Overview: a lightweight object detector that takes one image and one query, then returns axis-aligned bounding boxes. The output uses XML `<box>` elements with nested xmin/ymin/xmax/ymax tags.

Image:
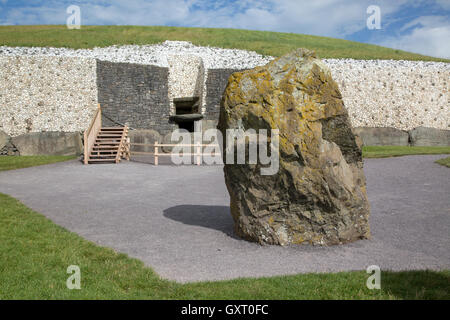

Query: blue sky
<box><xmin>1</xmin><ymin>0</ymin><xmax>449</xmax><ymax>58</ymax></box>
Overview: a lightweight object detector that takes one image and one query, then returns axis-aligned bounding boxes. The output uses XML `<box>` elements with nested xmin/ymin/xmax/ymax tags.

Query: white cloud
<box><xmin>436</xmin><ymin>0</ymin><xmax>450</xmax><ymax>10</ymax></box>
<box><xmin>182</xmin><ymin>0</ymin><xmax>411</xmax><ymax>37</ymax></box>
<box><xmin>378</xmin><ymin>15</ymin><xmax>450</xmax><ymax>59</ymax></box>
<box><xmin>0</xmin><ymin>0</ymin><xmax>410</xmax><ymax>36</ymax></box>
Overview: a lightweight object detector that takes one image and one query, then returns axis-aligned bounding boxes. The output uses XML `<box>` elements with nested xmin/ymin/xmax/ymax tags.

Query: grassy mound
<box><xmin>1</xmin><ymin>25</ymin><xmax>449</xmax><ymax>62</ymax></box>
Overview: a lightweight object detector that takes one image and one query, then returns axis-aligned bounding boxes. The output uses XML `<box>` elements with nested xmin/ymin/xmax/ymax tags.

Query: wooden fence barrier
<box><xmin>130</xmin><ymin>142</ymin><xmax>221</xmax><ymax>166</ymax></box>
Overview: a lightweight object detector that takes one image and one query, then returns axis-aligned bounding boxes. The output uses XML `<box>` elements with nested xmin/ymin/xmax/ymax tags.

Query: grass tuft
<box><xmin>0</xmin><ymin>155</ymin><xmax>77</xmax><ymax>172</ymax></box>
<box><xmin>435</xmin><ymin>156</ymin><xmax>450</xmax><ymax>168</ymax></box>
<box><xmin>362</xmin><ymin>146</ymin><xmax>450</xmax><ymax>158</ymax></box>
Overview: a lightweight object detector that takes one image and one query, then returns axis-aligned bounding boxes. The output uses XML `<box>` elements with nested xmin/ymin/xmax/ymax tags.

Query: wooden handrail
<box><xmin>115</xmin><ymin>125</ymin><xmax>130</xmax><ymax>163</ymax></box>
<box><xmin>130</xmin><ymin>142</ymin><xmax>221</xmax><ymax>166</ymax></box>
<box><xmin>83</xmin><ymin>104</ymin><xmax>102</xmax><ymax>164</ymax></box>
<box><xmin>86</xmin><ymin>104</ymin><xmax>101</xmax><ymax>137</ymax></box>
<box><xmin>130</xmin><ymin>143</ymin><xmax>220</xmax><ymax>147</ymax></box>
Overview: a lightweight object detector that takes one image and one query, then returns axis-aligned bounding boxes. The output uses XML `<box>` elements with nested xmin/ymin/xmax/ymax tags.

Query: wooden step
<box><xmin>90</xmin><ymin>153</ymin><xmax>116</xmax><ymax>156</ymax></box>
<box><xmin>94</xmin><ymin>142</ymin><xmax>120</xmax><ymax>144</ymax></box>
<box><xmin>99</xmin><ymin>132</ymin><xmax>124</xmax><ymax>134</ymax></box>
<box><xmin>88</xmin><ymin>159</ymin><xmax>117</xmax><ymax>163</ymax></box>
<box><xmin>97</xmin><ymin>136</ymin><xmax>122</xmax><ymax>139</ymax></box>
<box><xmin>94</xmin><ymin>144</ymin><xmax>120</xmax><ymax>147</ymax></box>
<box><xmin>89</xmin><ymin>156</ymin><xmax>116</xmax><ymax>160</ymax></box>
<box><xmin>87</xmin><ymin>126</ymin><xmax>128</xmax><ymax>164</ymax></box>
<box><xmin>94</xmin><ymin>146</ymin><xmax>119</xmax><ymax>149</ymax></box>
<box><xmin>92</xmin><ymin>145</ymin><xmax>120</xmax><ymax>149</ymax></box>
<box><xmin>96</xmin><ymin>136</ymin><xmax>122</xmax><ymax>139</ymax></box>
<box><xmin>91</xmin><ymin>151</ymin><xmax>117</xmax><ymax>154</ymax></box>
<box><xmin>98</xmin><ymin>133</ymin><xmax>123</xmax><ymax>136</ymax></box>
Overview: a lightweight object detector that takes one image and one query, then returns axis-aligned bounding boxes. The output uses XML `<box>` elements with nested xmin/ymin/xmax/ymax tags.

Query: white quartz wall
<box><xmin>0</xmin><ymin>42</ymin><xmax>448</xmax><ymax>135</ymax></box>
<box><xmin>326</xmin><ymin>59</ymin><xmax>450</xmax><ymax>131</ymax></box>
<box><xmin>167</xmin><ymin>55</ymin><xmax>205</xmax><ymax>115</ymax></box>
<box><xmin>0</xmin><ymin>55</ymin><xmax>98</xmax><ymax>136</ymax></box>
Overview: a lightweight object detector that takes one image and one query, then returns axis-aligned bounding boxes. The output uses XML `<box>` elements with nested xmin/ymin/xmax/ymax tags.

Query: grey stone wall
<box><xmin>97</xmin><ymin>60</ymin><xmax>177</xmax><ymax>135</ymax></box>
<box><xmin>204</xmin><ymin>68</ymin><xmax>244</xmax><ymax>121</ymax></box>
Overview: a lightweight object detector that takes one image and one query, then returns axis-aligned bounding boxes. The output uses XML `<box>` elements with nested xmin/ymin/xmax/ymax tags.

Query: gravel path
<box><xmin>0</xmin><ymin>155</ymin><xmax>449</xmax><ymax>282</ymax></box>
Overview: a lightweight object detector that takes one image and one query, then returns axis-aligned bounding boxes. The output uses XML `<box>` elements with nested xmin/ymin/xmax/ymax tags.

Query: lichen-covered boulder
<box><xmin>218</xmin><ymin>48</ymin><xmax>371</xmax><ymax>246</ymax></box>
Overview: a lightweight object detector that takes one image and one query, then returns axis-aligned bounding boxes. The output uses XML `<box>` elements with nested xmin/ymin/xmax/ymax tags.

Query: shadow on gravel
<box><xmin>383</xmin><ymin>270</ymin><xmax>450</xmax><ymax>299</ymax></box>
<box><xmin>163</xmin><ymin>205</ymin><xmax>240</xmax><ymax>239</ymax></box>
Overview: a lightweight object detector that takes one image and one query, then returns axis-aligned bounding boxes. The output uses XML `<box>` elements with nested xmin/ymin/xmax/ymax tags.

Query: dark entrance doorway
<box><xmin>170</xmin><ymin>97</ymin><xmax>203</xmax><ymax>132</ymax></box>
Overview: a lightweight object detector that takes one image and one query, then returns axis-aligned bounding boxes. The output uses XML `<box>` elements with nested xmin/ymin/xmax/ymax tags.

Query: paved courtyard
<box><xmin>0</xmin><ymin>155</ymin><xmax>449</xmax><ymax>282</ymax></box>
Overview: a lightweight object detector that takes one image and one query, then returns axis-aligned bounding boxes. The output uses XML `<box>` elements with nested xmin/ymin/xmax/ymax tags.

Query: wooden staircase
<box><xmin>88</xmin><ymin>127</ymin><xmax>130</xmax><ymax>164</ymax></box>
<box><xmin>83</xmin><ymin>104</ymin><xmax>130</xmax><ymax>164</ymax></box>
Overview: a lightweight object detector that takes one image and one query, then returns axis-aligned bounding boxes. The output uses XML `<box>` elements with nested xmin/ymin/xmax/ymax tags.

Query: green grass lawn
<box><xmin>1</xmin><ymin>25</ymin><xmax>449</xmax><ymax>62</ymax></box>
<box><xmin>435</xmin><ymin>156</ymin><xmax>450</xmax><ymax>168</ymax></box>
<box><xmin>362</xmin><ymin>146</ymin><xmax>450</xmax><ymax>159</ymax></box>
<box><xmin>0</xmin><ymin>155</ymin><xmax>77</xmax><ymax>172</ymax></box>
<box><xmin>0</xmin><ymin>192</ymin><xmax>448</xmax><ymax>300</ymax></box>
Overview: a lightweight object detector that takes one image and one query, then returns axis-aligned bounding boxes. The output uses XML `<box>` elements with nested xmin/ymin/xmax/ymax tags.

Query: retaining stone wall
<box><xmin>0</xmin><ymin>54</ymin><xmax>448</xmax><ymax>140</ymax></box>
<box><xmin>204</xmin><ymin>68</ymin><xmax>243</xmax><ymax>121</ymax></box>
<box><xmin>327</xmin><ymin>60</ymin><xmax>449</xmax><ymax>131</ymax></box>
<box><xmin>0</xmin><ymin>56</ymin><xmax>97</xmax><ymax>137</ymax></box>
<box><xmin>202</xmin><ymin>64</ymin><xmax>450</xmax><ymax>132</ymax></box>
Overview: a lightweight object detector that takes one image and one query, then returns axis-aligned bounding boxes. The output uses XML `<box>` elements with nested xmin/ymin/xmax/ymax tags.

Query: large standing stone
<box><xmin>12</xmin><ymin>132</ymin><xmax>83</xmax><ymax>156</ymax></box>
<box><xmin>218</xmin><ymin>49</ymin><xmax>371</xmax><ymax>246</ymax></box>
